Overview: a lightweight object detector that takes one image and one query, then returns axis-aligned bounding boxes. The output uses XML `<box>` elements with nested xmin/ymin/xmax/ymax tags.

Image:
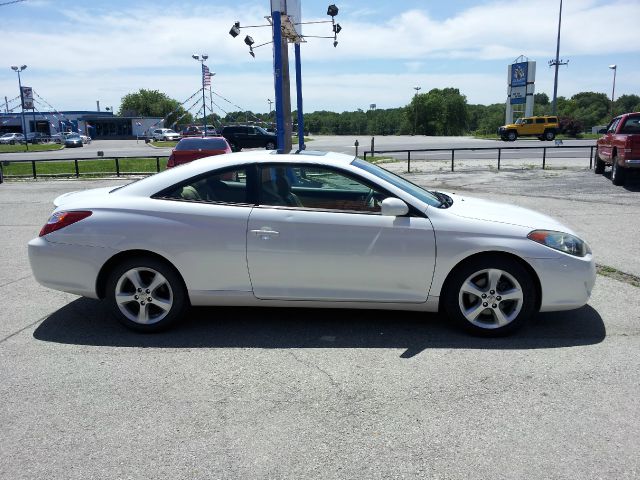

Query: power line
<box><xmin>0</xmin><ymin>0</ymin><xmax>27</xmax><ymax>7</ymax></box>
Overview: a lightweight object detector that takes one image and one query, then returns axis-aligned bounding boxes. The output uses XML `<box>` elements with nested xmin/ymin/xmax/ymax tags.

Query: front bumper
<box><xmin>527</xmin><ymin>253</ymin><xmax>596</xmax><ymax>312</ymax></box>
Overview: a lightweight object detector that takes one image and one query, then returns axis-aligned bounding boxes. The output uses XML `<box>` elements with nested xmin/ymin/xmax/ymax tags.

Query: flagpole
<box><xmin>201</xmin><ymin>64</ymin><xmax>207</xmax><ymax>136</ymax></box>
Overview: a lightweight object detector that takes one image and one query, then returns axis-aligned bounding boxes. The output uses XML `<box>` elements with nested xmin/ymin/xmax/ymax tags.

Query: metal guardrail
<box><xmin>2</xmin><ymin>155</ymin><xmax>168</xmax><ymax>179</ymax></box>
<box><xmin>363</xmin><ymin>144</ymin><xmax>596</xmax><ymax>173</ymax></box>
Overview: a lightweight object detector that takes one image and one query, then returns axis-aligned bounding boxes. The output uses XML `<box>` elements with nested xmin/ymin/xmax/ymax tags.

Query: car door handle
<box><xmin>251</xmin><ymin>228</ymin><xmax>280</xmax><ymax>239</ymax></box>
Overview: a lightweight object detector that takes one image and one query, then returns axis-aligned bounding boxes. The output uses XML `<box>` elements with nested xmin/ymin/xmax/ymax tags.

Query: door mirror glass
<box><xmin>380</xmin><ymin>197</ymin><xmax>409</xmax><ymax>216</ymax></box>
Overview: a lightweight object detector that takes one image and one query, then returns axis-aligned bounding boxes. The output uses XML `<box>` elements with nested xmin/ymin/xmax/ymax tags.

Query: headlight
<box><xmin>528</xmin><ymin>230</ymin><xmax>591</xmax><ymax>257</ymax></box>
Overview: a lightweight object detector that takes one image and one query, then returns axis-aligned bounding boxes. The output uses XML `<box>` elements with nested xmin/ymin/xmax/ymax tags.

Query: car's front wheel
<box><xmin>106</xmin><ymin>256</ymin><xmax>188</xmax><ymax>332</ymax></box>
<box><xmin>544</xmin><ymin>130</ymin><xmax>556</xmax><ymax>141</ymax></box>
<box><xmin>444</xmin><ymin>255</ymin><xmax>537</xmax><ymax>336</ymax></box>
<box><xmin>507</xmin><ymin>131</ymin><xmax>517</xmax><ymax>141</ymax></box>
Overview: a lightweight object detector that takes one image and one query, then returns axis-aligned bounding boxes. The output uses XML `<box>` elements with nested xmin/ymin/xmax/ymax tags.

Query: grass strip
<box><xmin>0</xmin><ymin>144</ymin><xmax>64</xmax><ymax>153</ymax></box>
<box><xmin>596</xmin><ymin>264</ymin><xmax>640</xmax><ymax>288</ymax></box>
<box><xmin>3</xmin><ymin>157</ymin><xmax>168</xmax><ymax>177</ymax></box>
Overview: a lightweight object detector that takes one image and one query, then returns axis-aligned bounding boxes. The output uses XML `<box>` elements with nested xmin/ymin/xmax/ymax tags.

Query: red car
<box><xmin>167</xmin><ymin>137</ymin><xmax>232</xmax><ymax>169</ymax></box>
<box><xmin>595</xmin><ymin>112</ymin><xmax>640</xmax><ymax>185</ymax></box>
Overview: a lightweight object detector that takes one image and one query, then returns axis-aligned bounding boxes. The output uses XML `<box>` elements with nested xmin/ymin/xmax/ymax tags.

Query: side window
<box><xmin>258</xmin><ymin>165</ymin><xmax>389</xmax><ymax>213</ymax></box>
<box><xmin>608</xmin><ymin>118</ymin><xmax>620</xmax><ymax>133</ymax></box>
<box><xmin>535</xmin><ymin>118</ymin><xmax>545</xmax><ymax>124</ymax></box>
<box><xmin>548</xmin><ymin>117</ymin><xmax>558</xmax><ymax>123</ymax></box>
<box><xmin>620</xmin><ymin>117</ymin><xmax>640</xmax><ymax>134</ymax></box>
<box><xmin>160</xmin><ymin>167</ymin><xmax>248</xmax><ymax>204</ymax></box>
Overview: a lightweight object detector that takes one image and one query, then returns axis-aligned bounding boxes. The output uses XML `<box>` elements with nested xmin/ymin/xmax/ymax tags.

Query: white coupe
<box><xmin>28</xmin><ymin>151</ymin><xmax>595</xmax><ymax>336</ymax></box>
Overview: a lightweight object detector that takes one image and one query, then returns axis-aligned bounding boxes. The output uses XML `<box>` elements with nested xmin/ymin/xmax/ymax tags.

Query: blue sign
<box><xmin>511</xmin><ymin>62</ymin><xmax>528</xmax><ymax>87</ymax></box>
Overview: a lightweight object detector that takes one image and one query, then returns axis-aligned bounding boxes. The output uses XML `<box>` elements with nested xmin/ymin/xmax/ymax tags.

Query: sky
<box><xmin>1</xmin><ymin>0</ymin><xmax>639</xmax><ymax>116</ymax></box>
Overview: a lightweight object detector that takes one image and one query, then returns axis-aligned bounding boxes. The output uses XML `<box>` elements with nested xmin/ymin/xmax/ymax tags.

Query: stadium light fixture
<box><xmin>229</xmin><ymin>21</ymin><xmax>241</xmax><ymax>38</ymax></box>
<box><xmin>327</xmin><ymin>4</ymin><xmax>339</xmax><ymax>17</ymax></box>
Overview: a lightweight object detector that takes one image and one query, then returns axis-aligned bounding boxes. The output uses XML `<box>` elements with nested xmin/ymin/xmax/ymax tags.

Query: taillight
<box><xmin>39</xmin><ymin>211</ymin><xmax>92</xmax><ymax>237</ymax></box>
<box><xmin>167</xmin><ymin>152</ymin><xmax>175</xmax><ymax>168</ymax></box>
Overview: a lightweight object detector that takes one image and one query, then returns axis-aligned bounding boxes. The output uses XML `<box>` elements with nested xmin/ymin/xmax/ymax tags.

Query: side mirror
<box><xmin>598</xmin><ymin>128</ymin><xmax>607</xmax><ymax>134</ymax></box>
<box><xmin>380</xmin><ymin>197</ymin><xmax>409</xmax><ymax>216</ymax></box>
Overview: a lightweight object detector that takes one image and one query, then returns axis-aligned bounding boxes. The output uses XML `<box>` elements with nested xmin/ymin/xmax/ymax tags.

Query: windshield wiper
<box><xmin>430</xmin><ymin>191</ymin><xmax>453</xmax><ymax>208</ymax></box>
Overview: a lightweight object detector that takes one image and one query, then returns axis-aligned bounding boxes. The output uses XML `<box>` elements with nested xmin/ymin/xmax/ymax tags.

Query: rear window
<box><xmin>620</xmin><ymin>116</ymin><xmax>640</xmax><ymax>134</ymax></box>
<box><xmin>175</xmin><ymin>138</ymin><xmax>228</xmax><ymax>151</ymax></box>
<box><xmin>547</xmin><ymin>117</ymin><xmax>558</xmax><ymax>123</ymax></box>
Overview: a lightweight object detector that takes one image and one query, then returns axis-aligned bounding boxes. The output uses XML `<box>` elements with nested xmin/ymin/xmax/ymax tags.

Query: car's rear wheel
<box><xmin>444</xmin><ymin>255</ymin><xmax>537</xmax><ymax>336</ymax></box>
<box><xmin>106</xmin><ymin>256</ymin><xmax>188</xmax><ymax>332</ymax></box>
<box><xmin>594</xmin><ymin>149</ymin><xmax>605</xmax><ymax>174</ymax></box>
<box><xmin>611</xmin><ymin>155</ymin><xmax>626</xmax><ymax>186</ymax></box>
<box><xmin>265</xmin><ymin>141</ymin><xmax>276</xmax><ymax>150</ymax></box>
<box><xmin>9</xmin><ymin>140</ymin><xmax>15</xmax><ymax>145</ymax></box>
<box><xmin>507</xmin><ymin>131</ymin><xmax>517</xmax><ymax>141</ymax></box>
<box><xmin>544</xmin><ymin>130</ymin><xmax>556</xmax><ymax>141</ymax></box>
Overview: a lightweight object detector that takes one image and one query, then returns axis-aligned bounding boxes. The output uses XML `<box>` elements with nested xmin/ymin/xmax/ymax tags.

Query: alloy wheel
<box><xmin>114</xmin><ymin>267</ymin><xmax>174</xmax><ymax>325</ymax></box>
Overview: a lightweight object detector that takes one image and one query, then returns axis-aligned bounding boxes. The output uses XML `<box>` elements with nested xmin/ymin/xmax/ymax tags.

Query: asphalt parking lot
<box><xmin>1</xmin><ymin>165</ymin><xmax>639</xmax><ymax>479</ymax></box>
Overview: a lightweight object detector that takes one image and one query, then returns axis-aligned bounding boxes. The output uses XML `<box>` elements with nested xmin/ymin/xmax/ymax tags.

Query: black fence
<box><xmin>363</xmin><ymin>144</ymin><xmax>597</xmax><ymax>173</ymax></box>
<box><xmin>1</xmin><ymin>155</ymin><xmax>168</xmax><ymax>180</ymax></box>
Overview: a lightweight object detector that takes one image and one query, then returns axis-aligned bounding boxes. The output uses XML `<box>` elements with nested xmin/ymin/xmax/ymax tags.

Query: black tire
<box><xmin>500</xmin><ymin>135</ymin><xmax>508</xmax><ymax>141</ymax></box>
<box><xmin>544</xmin><ymin>130</ymin><xmax>556</xmax><ymax>141</ymax></box>
<box><xmin>443</xmin><ymin>255</ymin><xmax>537</xmax><ymax>336</ymax></box>
<box><xmin>611</xmin><ymin>155</ymin><xmax>626</xmax><ymax>186</ymax></box>
<box><xmin>9</xmin><ymin>140</ymin><xmax>15</xmax><ymax>145</ymax></box>
<box><xmin>106</xmin><ymin>256</ymin><xmax>189</xmax><ymax>332</ymax></box>
<box><xmin>265</xmin><ymin>141</ymin><xmax>276</xmax><ymax>150</ymax></box>
<box><xmin>229</xmin><ymin>141</ymin><xmax>240</xmax><ymax>152</ymax></box>
<box><xmin>507</xmin><ymin>131</ymin><xmax>517</xmax><ymax>141</ymax></box>
<box><xmin>594</xmin><ymin>150</ymin><xmax>605</xmax><ymax>174</ymax></box>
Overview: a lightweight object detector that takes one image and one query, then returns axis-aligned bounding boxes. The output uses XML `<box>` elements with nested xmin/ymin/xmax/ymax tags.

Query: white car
<box><xmin>80</xmin><ymin>134</ymin><xmax>92</xmax><ymax>144</ymax></box>
<box><xmin>28</xmin><ymin>151</ymin><xmax>596</xmax><ymax>335</ymax></box>
<box><xmin>0</xmin><ymin>132</ymin><xmax>25</xmax><ymax>144</ymax></box>
<box><xmin>151</xmin><ymin>128</ymin><xmax>180</xmax><ymax>141</ymax></box>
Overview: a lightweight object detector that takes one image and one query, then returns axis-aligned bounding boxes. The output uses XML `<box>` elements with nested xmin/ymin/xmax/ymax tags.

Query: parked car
<box><xmin>181</xmin><ymin>126</ymin><xmax>204</xmax><ymax>137</ymax></box>
<box><xmin>63</xmin><ymin>133</ymin><xmax>83</xmax><ymax>148</ymax></box>
<box><xmin>221</xmin><ymin>125</ymin><xmax>277</xmax><ymax>151</ymax></box>
<box><xmin>497</xmin><ymin>116</ymin><xmax>559</xmax><ymax>141</ymax></box>
<box><xmin>80</xmin><ymin>134</ymin><xmax>92</xmax><ymax>145</ymax></box>
<box><xmin>595</xmin><ymin>112</ymin><xmax>640</xmax><ymax>185</ymax></box>
<box><xmin>0</xmin><ymin>133</ymin><xmax>25</xmax><ymax>145</ymax></box>
<box><xmin>28</xmin><ymin>151</ymin><xmax>595</xmax><ymax>336</ymax></box>
<box><xmin>167</xmin><ymin>137</ymin><xmax>232</xmax><ymax>168</ymax></box>
<box><xmin>26</xmin><ymin>132</ymin><xmax>49</xmax><ymax>144</ymax></box>
<box><xmin>151</xmin><ymin>128</ymin><xmax>181</xmax><ymax>142</ymax></box>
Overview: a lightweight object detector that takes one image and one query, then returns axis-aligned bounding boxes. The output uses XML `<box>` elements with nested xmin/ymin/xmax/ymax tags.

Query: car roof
<box><xmin>118</xmin><ymin>150</ymin><xmax>356</xmax><ymax>197</ymax></box>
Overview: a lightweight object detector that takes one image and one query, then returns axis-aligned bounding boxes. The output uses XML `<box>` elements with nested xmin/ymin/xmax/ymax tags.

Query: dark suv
<box><xmin>221</xmin><ymin>125</ymin><xmax>277</xmax><ymax>151</ymax></box>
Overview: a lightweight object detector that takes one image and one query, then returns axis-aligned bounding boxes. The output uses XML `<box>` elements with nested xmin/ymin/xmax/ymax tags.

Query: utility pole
<box><xmin>413</xmin><ymin>86</ymin><xmax>421</xmax><ymax>135</ymax></box>
<box><xmin>10</xmin><ymin>65</ymin><xmax>29</xmax><ymax>151</ymax></box>
<box><xmin>549</xmin><ymin>0</ymin><xmax>568</xmax><ymax>115</ymax></box>
<box><xmin>609</xmin><ymin>64</ymin><xmax>617</xmax><ymax>117</ymax></box>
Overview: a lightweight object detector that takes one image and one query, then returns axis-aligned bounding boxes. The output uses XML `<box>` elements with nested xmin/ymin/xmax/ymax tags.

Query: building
<box><xmin>0</xmin><ymin>111</ymin><xmax>163</xmax><ymax>139</ymax></box>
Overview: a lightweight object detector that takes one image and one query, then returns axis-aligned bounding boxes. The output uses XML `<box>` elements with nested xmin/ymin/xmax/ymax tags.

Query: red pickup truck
<box><xmin>595</xmin><ymin>112</ymin><xmax>640</xmax><ymax>185</ymax></box>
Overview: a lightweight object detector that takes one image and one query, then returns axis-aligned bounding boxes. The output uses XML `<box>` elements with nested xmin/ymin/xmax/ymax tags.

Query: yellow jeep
<box><xmin>497</xmin><ymin>116</ymin><xmax>559</xmax><ymax>141</ymax></box>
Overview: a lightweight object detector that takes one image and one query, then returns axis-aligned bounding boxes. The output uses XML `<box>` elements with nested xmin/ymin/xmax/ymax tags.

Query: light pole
<box><xmin>413</xmin><ymin>86</ymin><xmax>421</xmax><ymax>135</ymax></box>
<box><xmin>609</xmin><ymin>64</ymin><xmax>617</xmax><ymax>117</ymax></box>
<box><xmin>10</xmin><ymin>65</ymin><xmax>28</xmax><ymax>151</ymax></box>
<box><xmin>267</xmin><ymin>98</ymin><xmax>273</xmax><ymax>126</ymax></box>
<box><xmin>192</xmin><ymin>54</ymin><xmax>209</xmax><ymax>136</ymax></box>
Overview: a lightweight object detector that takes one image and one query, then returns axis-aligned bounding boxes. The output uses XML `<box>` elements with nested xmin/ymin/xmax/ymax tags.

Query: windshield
<box><xmin>255</xmin><ymin>126</ymin><xmax>270</xmax><ymax>135</ymax></box>
<box><xmin>515</xmin><ymin>118</ymin><xmax>523</xmax><ymax>124</ymax></box>
<box><xmin>351</xmin><ymin>159</ymin><xmax>442</xmax><ymax>207</ymax></box>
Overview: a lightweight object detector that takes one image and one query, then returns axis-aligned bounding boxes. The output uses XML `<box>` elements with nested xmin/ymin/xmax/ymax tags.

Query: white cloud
<box><xmin>1</xmin><ymin>0</ymin><xmax>638</xmax><ymax>112</ymax></box>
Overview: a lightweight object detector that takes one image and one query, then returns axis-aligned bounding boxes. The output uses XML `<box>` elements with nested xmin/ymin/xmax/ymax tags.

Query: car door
<box><xmin>246</xmin><ymin>164</ymin><xmax>436</xmax><ymax>303</ymax></box>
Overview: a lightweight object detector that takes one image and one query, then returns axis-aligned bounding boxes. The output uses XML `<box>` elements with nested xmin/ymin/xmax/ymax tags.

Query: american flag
<box><xmin>203</xmin><ymin>64</ymin><xmax>211</xmax><ymax>86</ymax></box>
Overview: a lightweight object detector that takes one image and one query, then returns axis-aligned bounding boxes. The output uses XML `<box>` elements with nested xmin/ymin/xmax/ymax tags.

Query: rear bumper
<box><xmin>28</xmin><ymin>237</ymin><xmax>116</xmax><ymax>299</ymax></box>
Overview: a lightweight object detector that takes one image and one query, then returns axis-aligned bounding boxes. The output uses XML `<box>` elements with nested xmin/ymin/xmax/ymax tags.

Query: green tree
<box><xmin>614</xmin><ymin>94</ymin><xmax>640</xmax><ymax>116</ymax></box>
<box><xmin>119</xmin><ymin>89</ymin><xmax>189</xmax><ymax>127</ymax></box>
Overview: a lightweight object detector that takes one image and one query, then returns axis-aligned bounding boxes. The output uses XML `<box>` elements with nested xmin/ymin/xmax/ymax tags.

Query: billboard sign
<box><xmin>21</xmin><ymin>86</ymin><xmax>34</xmax><ymax>109</ymax></box>
<box><xmin>511</xmin><ymin>62</ymin><xmax>528</xmax><ymax>87</ymax></box>
<box><xmin>510</xmin><ymin>86</ymin><xmax>527</xmax><ymax>105</ymax></box>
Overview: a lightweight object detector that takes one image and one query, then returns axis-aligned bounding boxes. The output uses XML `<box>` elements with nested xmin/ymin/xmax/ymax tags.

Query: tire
<box><xmin>611</xmin><ymin>155</ymin><xmax>626</xmax><ymax>186</ymax></box>
<box><xmin>594</xmin><ymin>150</ymin><xmax>605</xmax><ymax>174</ymax></box>
<box><xmin>443</xmin><ymin>255</ymin><xmax>537</xmax><ymax>336</ymax></box>
<box><xmin>265</xmin><ymin>141</ymin><xmax>276</xmax><ymax>150</ymax></box>
<box><xmin>500</xmin><ymin>136</ymin><xmax>508</xmax><ymax>142</ymax></box>
<box><xmin>507</xmin><ymin>131</ymin><xmax>517</xmax><ymax>141</ymax></box>
<box><xmin>544</xmin><ymin>130</ymin><xmax>556</xmax><ymax>141</ymax></box>
<box><xmin>9</xmin><ymin>140</ymin><xmax>15</xmax><ymax>145</ymax></box>
<box><xmin>106</xmin><ymin>256</ymin><xmax>188</xmax><ymax>332</ymax></box>
<box><xmin>229</xmin><ymin>141</ymin><xmax>240</xmax><ymax>152</ymax></box>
